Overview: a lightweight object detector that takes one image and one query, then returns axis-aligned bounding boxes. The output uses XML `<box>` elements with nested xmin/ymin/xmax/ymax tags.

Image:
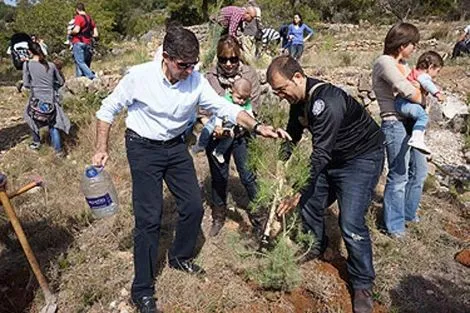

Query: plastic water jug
<box><xmin>81</xmin><ymin>166</ymin><xmax>119</xmax><ymax>218</ymax></box>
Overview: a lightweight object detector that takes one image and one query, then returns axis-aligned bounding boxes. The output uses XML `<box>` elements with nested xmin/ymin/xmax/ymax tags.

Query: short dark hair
<box><xmin>76</xmin><ymin>2</ymin><xmax>85</xmax><ymax>11</ymax></box>
<box><xmin>383</xmin><ymin>22</ymin><xmax>420</xmax><ymax>56</ymax></box>
<box><xmin>416</xmin><ymin>51</ymin><xmax>444</xmax><ymax>70</ymax></box>
<box><xmin>267</xmin><ymin>55</ymin><xmax>304</xmax><ymax>84</ymax></box>
<box><xmin>163</xmin><ymin>26</ymin><xmax>199</xmax><ymax>60</ymax></box>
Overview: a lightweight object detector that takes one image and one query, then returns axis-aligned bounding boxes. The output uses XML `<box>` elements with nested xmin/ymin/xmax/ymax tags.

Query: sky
<box><xmin>4</xmin><ymin>0</ymin><xmax>17</xmax><ymax>6</ymax></box>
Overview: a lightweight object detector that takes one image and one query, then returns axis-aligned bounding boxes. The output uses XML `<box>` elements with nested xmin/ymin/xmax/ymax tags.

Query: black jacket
<box><xmin>282</xmin><ymin>77</ymin><xmax>384</xmax><ymax>189</ymax></box>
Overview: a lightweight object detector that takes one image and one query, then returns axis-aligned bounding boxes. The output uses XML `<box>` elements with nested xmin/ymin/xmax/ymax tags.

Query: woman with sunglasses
<box><xmin>372</xmin><ymin>23</ymin><xmax>426</xmax><ymax>239</ymax></box>
<box><xmin>204</xmin><ymin>35</ymin><xmax>264</xmax><ymax>237</ymax></box>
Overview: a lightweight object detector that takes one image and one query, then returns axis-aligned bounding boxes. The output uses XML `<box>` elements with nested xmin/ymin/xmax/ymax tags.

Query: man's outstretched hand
<box><xmin>256</xmin><ymin>124</ymin><xmax>292</xmax><ymax>141</ymax></box>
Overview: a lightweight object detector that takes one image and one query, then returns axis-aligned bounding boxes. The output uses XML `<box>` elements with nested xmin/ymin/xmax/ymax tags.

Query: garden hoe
<box><xmin>0</xmin><ymin>173</ymin><xmax>58</xmax><ymax>313</ymax></box>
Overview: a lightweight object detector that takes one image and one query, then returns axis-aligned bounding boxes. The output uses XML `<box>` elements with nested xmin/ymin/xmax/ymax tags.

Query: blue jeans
<box><xmin>206</xmin><ymin>135</ymin><xmax>257</xmax><ymax>207</ymax></box>
<box><xmin>32</xmin><ymin>127</ymin><xmax>62</xmax><ymax>152</ymax></box>
<box><xmin>72</xmin><ymin>42</ymin><xmax>95</xmax><ymax>79</ymax></box>
<box><xmin>126</xmin><ymin>132</ymin><xmax>203</xmax><ymax>301</ymax></box>
<box><xmin>299</xmin><ymin>147</ymin><xmax>384</xmax><ymax>290</ymax></box>
<box><xmin>382</xmin><ymin>120</ymin><xmax>428</xmax><ymax>234</ymax></box>
<box><xmin>289</xmin><ymin>44</ymin><xmax>304</xmax><ymax>60</ymax></box>
<box><xmin>395</xmin><ymin>97</ymin><xmax>428</xmax><ymax>131</ymax></box>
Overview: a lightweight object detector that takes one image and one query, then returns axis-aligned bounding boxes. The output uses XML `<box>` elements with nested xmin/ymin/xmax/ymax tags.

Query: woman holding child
<box><xmin>372</xmin><ymin>23</ymin><xmax>428</xmax><ymax>238</ymax></box>
<box><xmin>201</xmin><ymin>35</ymin><xmax>265</xmax><ymax>237</ymax></box>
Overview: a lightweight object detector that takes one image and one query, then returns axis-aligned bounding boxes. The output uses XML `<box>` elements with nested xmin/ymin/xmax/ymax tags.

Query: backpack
<box><xmin>77</xmin><ymin>14</ymin><xmax>94</xmax><ymax>42</ymax></box>
<box><xmin>9</xmin><ymin>32</ymin><xmax>32</xmax><ymax>70</ymax></box>
<box><xmin>11</xmin><ymin>47</ymin><xmax>29</xmax><ymax>70</ymax></box>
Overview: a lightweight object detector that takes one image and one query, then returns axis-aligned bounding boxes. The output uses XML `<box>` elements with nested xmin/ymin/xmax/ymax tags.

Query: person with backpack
<box><xmin>23</xmin><ymin>42</ymin><xmax>70</xmax><ymax>157</ymax></box>
<box><xmin>70</xmin><ymin>2</ymin><xmax>98</xmax><ymax>80</ymax></box>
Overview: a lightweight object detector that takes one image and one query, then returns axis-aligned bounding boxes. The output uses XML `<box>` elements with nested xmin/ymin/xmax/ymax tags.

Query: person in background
<box><xmin>216</xmin><ymin>5</ymin><xmax>257</xmax><ymax>38</ymax></box>
<box><xmin>30</xmin><ymin>34</ymin><xmax>48</xmax><ymax>56</ymax></box>
<box><xmin>279</xmin><ymin>24</ymin><xmax>291</xmax><ymax>54</ymax></box>
<box><xmin>372</xmin><ymin>23</ymin><xmax>426</xmax><ymax>238</ymax></box>
<box><xmin>70</xmin><ymin>2</ymin><xmax>98</xmax><ymax>80</ymax></box>
<box><xmin>92</xmin><ymin>26</ymin><xmax>289</xmax><ymax>313</ymax></box>
<box><xmin>287</xmin><ymin>13</ymin><xmax>313</xmax><ymax>61</ymax></box>
<box><xmin>64</xmin><ymin>18</ymin><xmax>76</xmax><ymax>48</ymax></box>
<box><xmin>23</xmin><ymin>42</ymin><xmax>70</xmax><ymax>157</ymax></box>
<box><xmin>451</xmin><ymin>24</ymin><xmax>470</xmax><ymax>58</ymax></box>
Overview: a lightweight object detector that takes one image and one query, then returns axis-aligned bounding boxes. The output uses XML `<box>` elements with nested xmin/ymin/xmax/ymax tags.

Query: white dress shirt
<box><xmin>96</xmin><ymin>57</ymin><xmax>242</xmax><ymax>141</ymax></box>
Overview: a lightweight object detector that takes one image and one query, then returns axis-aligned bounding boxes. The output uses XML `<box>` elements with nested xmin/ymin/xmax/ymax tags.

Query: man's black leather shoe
<box><xmin>169</xmin><ymin>259</ymin><xmax>206</xmax><ymax>275</ymax></box>
<box><xmin>133</xmin><ymin>296</ymin><xmax>157</xmax><ymax>313</ymax></box>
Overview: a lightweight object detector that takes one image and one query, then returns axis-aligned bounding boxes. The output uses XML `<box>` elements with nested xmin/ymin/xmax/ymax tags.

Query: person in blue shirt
<box><xmin>92</xmin><ymin>26</ymin><xmax>291</xmax><ymax>313</ymax></box>
<box><xmin>287</xmin><ymin>13</ymin><xmax>313</xmax><ymax>61</ymax></box>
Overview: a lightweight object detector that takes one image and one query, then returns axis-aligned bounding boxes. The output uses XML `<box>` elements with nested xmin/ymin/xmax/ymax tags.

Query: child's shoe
<box><xmin>408</xmin><ymin>130</ymin><xmax>431</xmax><ymax>155</ymax></box>
<box><xmin>212</xmin><ymin>150</ymin><xmax>225</xmax><ymax>163</ymax></box>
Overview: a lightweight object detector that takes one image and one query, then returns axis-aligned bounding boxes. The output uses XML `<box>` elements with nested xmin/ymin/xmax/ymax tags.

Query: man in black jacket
<box><xmin>267</xmin><ymin>56</ymin><xmax>384</xmax><ymax>313</ymax></box>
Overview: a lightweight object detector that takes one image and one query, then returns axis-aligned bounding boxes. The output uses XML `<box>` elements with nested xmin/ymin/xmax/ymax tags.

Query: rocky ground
<box><xmin>0</xmin><ymin>21</ymin><xmax>469</xmax><ymax>313</ymax></box>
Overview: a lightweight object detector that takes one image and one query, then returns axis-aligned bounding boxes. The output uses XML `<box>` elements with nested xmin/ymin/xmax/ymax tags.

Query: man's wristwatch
<box><xmin>253</xmin><ymin>121</ymin><xmax>262</xmax><ymax>134</ymax></box>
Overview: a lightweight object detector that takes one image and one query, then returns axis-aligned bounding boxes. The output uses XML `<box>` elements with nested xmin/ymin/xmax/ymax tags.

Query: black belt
<box><xmin>125</xmin><ymin>129</ymin><xmax>184</xmax><ymax>146</ymax></box>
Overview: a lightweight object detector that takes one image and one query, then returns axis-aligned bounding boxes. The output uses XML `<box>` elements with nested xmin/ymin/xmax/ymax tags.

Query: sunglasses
<box><xmin>175</xmin><ymin>60</ymin><xmax>199</xmax><ymax>70</ymax></box>
<box><xmin>218</xmin><ymin>56</ymin><xmax>240</xmax><ymax>64</ymax></box>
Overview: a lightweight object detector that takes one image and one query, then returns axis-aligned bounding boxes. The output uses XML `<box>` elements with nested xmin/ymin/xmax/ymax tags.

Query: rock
<box><xmin>109</xmin><ymin>301</ymin><xmax>117</xmax><ymax>309</ymax></box>
<box><xmin>117</xmin><ymin>301</ymin><xmax>132</xmax><ymax>313</ymax></box>
<box><xmin>427</xmin><ymin>97</ymin><xmax>444</xmax><ymax>127</ymax></box>
<box><xmin>120</xmin><ymin>288</ymin><xmax>129</xmax><ymax>297</ymax></box>
<box><xmin>441</xmin><ymin>94</ymin><xmax>468</xmax><ymax>120</ymax></box>
<box><xmin>357</xmin><ymin>90</ymin><xmax>368</xmax><ymax>99</ymax></box>
<box><xmin>65</xmin><ymin>77</ymin><xmax>93</xmax><ymax>95</ymax></box>
<box><xmin>428</xmin><ymin>162</ymin><xmax>437</xmax><ymax>176</ymax></box>
<box><xmin>464</xmin><ymin>151</ymin><xmax>470</xmax><ymax>164</ymax></box>
<box><xmin>450</xmin><ymin>115</ymin><xmax>466</xmax><ymax>133</ymax></box>
<box><xmin>111</xmin><ymin>47</ymin><xmax>127</xmax><ymax>56</ymax></box>
<box><xmin>140</xmin><ymin>30</ymin><xmax>160</xmax><ymax>43</ymax></box>
<box><xmin>358</xmin><ymin>75</ymin><xmax>372</xmax><ymax>92</ymax></box>
<box><xmin>366</xmin><ymin>100</ymin><xmax>380</xmax><ymax>120</ymax></box>
<box><xmin>455</xmin><ymin>249</ymin><xmax>470</xmax><ymax>267</ymax></box>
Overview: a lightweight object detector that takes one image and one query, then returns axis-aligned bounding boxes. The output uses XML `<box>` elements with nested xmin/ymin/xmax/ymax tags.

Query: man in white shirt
<box><xmin>92</xmin><ymin>26</ymin><xmax>289</xmax><ymax>313</ymax></box>
<box><xmin>451</xmin><ymin>24</ymin><xmax>470</xmax><ymax>58</ymax></box>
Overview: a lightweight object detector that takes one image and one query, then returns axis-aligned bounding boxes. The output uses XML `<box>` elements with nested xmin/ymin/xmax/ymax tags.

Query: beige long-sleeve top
<box><xmin>372</xmin><ymin>55</ymin><xmax>420</xmax><ymax>116</ymax></box>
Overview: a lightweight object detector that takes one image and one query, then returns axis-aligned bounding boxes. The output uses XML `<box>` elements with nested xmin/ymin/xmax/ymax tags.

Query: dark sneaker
<box><xmin>209</xmin><ymin>220</ymin><xmax>224</xmax><ymax>237</ymax></box>
<box><xmin>169</xmin><ymin>259</ymin><xmax>206</xmax><ymax>275</ymax></box>
<box><xmin>133</xmin><ymin>296</ymin><xmax>157</xmax><ymax>313</ymax></box>
<box><xmin>353</xmin><ymin>288</ymin><xmax>373</xmax><ymax>313</ymax></box>
<box><xmin>29</xmin><ymin>142</ymin><xmax>41</xmax><ymax>150</ymax></box>
<box><xmin>16</xmin><ymin>80</ymin><xmax>23</xmax><ymax>93</ymax></box>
